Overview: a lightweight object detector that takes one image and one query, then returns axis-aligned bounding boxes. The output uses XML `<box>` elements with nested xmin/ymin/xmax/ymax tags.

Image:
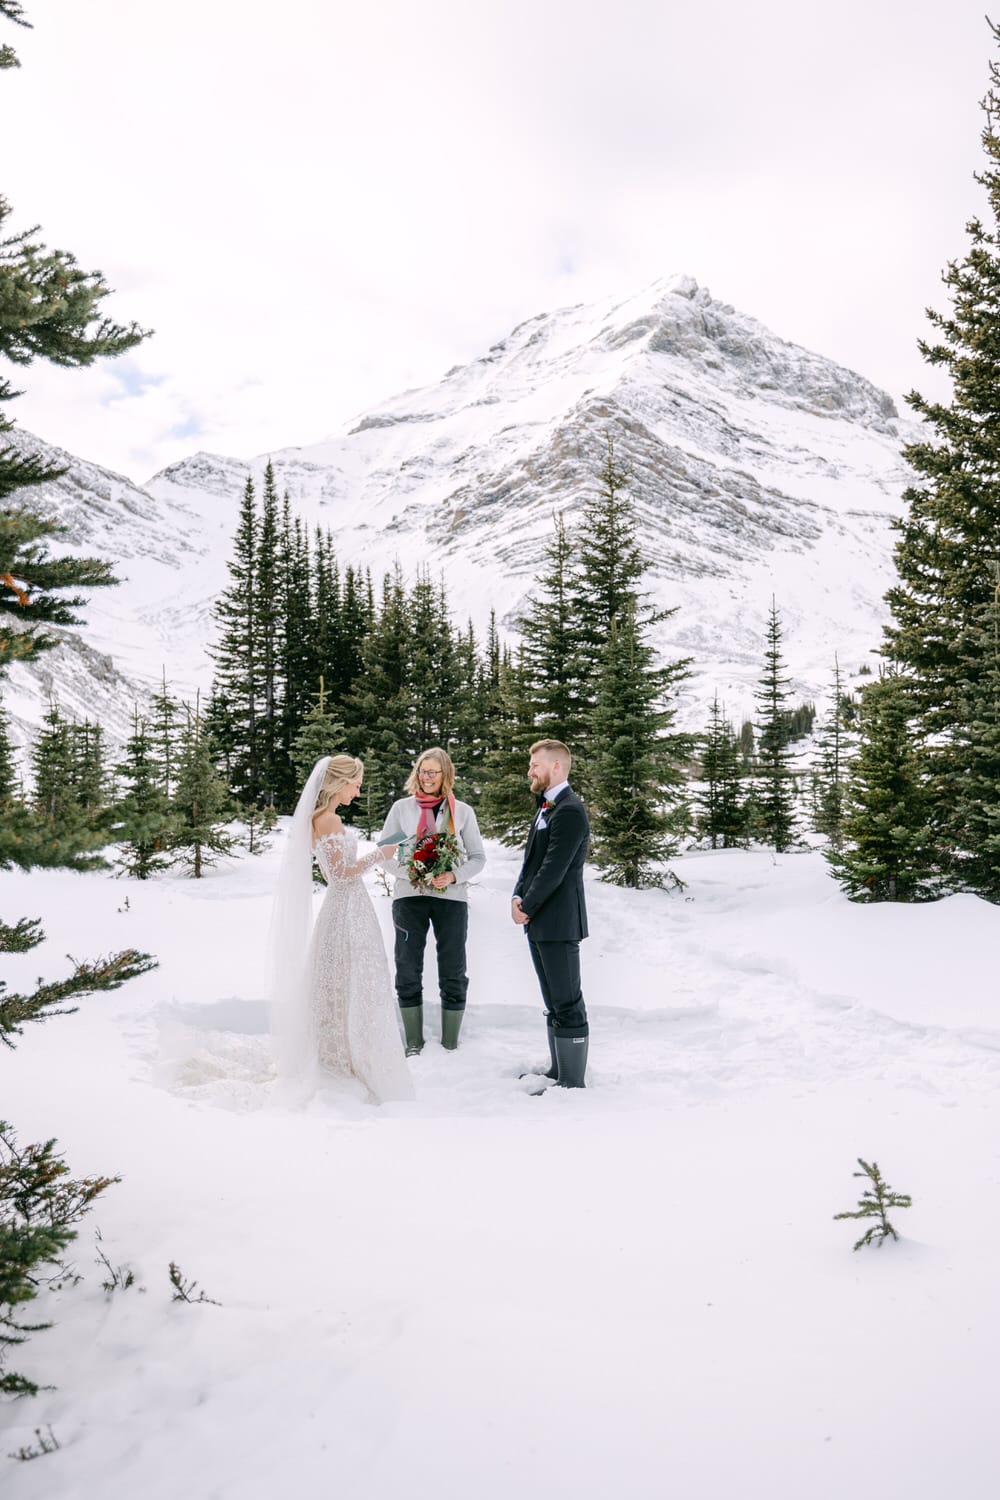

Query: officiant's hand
<box><xmin>511</xmin><ymin>897</ymin><xmax>530</xmax><ymax>925</ymax></box>
<box><xmin>431</xmin><ymin>871</ymin><xmax>457</xmax><ymax>889</ymax></box>
<box><xmin>380</xmin><ymin>844</ymin><xmax>399</xmax><ymax>861</ymax></box>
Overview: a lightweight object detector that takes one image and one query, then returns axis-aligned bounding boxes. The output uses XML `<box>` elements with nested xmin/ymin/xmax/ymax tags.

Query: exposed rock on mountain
<box><xmin>3</xmin><ymin>275</ymin><xmax>915</xmax><ymax>746</ymax></box>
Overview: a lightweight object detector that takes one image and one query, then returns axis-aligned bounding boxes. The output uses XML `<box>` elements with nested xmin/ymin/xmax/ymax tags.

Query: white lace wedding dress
<box><xmin>309</xmin><ymin>829</ymin><xmax>414</xmax><ymax>1103</ymax></box>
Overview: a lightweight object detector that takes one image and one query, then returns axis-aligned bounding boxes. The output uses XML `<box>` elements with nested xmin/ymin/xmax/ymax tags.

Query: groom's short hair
<box><xmin>530</xmin><ymin>738</ymin><xmax>571</xmax><ymax>770</ymax></box>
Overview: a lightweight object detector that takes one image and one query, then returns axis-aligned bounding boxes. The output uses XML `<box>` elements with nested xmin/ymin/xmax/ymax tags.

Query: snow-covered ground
<box><xmin>2</xmin><ymin>836</ymin><xmax>999</xmax><ymax>1498</ymax></box>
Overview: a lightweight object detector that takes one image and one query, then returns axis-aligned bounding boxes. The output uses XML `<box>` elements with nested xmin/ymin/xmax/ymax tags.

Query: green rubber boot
<box><xmin>552</xmin><ymin>1031</ymin><xmax>588</xmax><ymax>1088</ymax></box>
<box><xmin>441</xmin><ymin>1008</ymin><xmax>465</xmax><ymax>1051</ymax></box>
<box><xmin>402</xmin><ymin>1005</ymin><xmax>424</xmax><ymax>1056</ymax></box>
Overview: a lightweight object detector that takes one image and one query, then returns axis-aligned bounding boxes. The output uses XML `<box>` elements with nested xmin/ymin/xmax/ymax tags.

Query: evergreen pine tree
<box><xmin>448</xmin><ymin>618</ymin><xmax>487</xmax><ymax>794</ymax></box>
<box><xmin>208</xmin><ymin>475</ymin><xmax>260</xmax><ymax>802</ymax></box>
<box><xmin>566</xmin><ymin>437</ymin><xmax>650</xmax><ymax>794</ymax></box>
<box><xmin>0</xmin><ymin>0</ymin><xmax>28</xmax><ymax>71</ymax></box>
<box><xmin>1</xmin><ymin>174</ymin><xmax>147</xmax><ymax>663</ymax></box>
<box><xmin>291</xmin><ymin>676</ymin><xmax>348</xmax><ymax>785</ymax></box>
<box><xmin>327</xmin><ymin>550</ymin><xmax>372</xmax><ymax>706</ymax></box>
<box><xmin>950</xmin><ymin>578</ymin><xmax>1000</xmax><ymax>897</ymax></box>
<box><xmin>753</xmin><ymin>600</ymin><xmax>798</xmax><ymax>851</ymax></box>
<box><xmin>241</xmin><ymin>801</ymin><xmax>277</xmax><ymax>856</ymax></box>
<box><xmin>69</xmin><ymin>718</ymin><xmax>108</xmax><ymax>816</ymax></box>
<box><xmin>357</xmin><ymin>747</ymin><xmax>394</xmax><ymax>838</ymax></box>
<box><xmin>588</xmin><ymin>604</ymin><xmax>693</xmax><ymax>886</ymax></box>
<box><xmin>698</xmin><ymin>696</ymin><xmax>728</xmax><ymax>848</ymax></box>
<box><xmin>30</xmin><ymin>700</ymin><xmax>73</xmax><ymax>820</ymax></box>
<box><xmin>0</xmin><ymin>1</ymin><xmax>153</xmax><ymax>1395</ymax></box>
<box><xmin>277</xmin><ymin>505</ymin><xmax>315</xmax><ymax>810</ymax></box>
<box><xmin>737</xmin><ymin>719</ymin><xmax>755</xmax><ymax>768</ymax></box>
<box><xmin>403</xmin><ymin>570</ymin><xmax>461</xmax><ymax>755</ymax></box>
<box><xmin>826</xmin><ymin>670</ymin><xmax>939</xmax><ymax>902</ymax></box>
<box><xmin>570</xmin><ymin>437</ymin><xmax>647</xmax><ymax>666</ymax></box>
<box><xmin>697</xmin><ymin>696</ymin><xmax>747</xmax><ymax>848</ymax></box>
<box><xmin>114</xmin><ymin>707</ymin><xmax>173</xmax><ymax>878</ymax></box>
<box><xmin>170</xmin><ymin>696</ymin><xmax>235</xmax><ymax>878</ymax></box>
<box><xmin>452</xmin><ymin>612</ymin><xmax>508</xmax><ymax>808</ymax></box>
<box><xmin>517</xmin><ymin>511</ymin><xmax>587</xmax><ymax>747</ymax></box>
<box><xmin>880</xmin><ymin>26</ymin><xmax>1000</xmax><ymax>873</ymax></box>
<box><xmin>0</xmin><ymin>926</ymin><xmax>154</xmax><ymax>1046</ymax></box>
<box><xmin>27</xmin><ymin>703</ymin><xmax>106</xmax><ymax>866</ymax></box>
<box><xmin>477</xmin><ymin>646</ymin><xmax>538</xmax><ymax>845</ymax></box>
<box><xmin>149</xmin><ymin>669</ymin><xmax>181</xmax><ymax>800</ymax></box>
<box><xmin>1</xmin><ymin>186</ymin><xmax>147</xmax><ymax>664</ymax></box>
<box><xmin>812</xmin><ymin>656</ymin><xmax>853</xmax><ymax>849</ymax></box>
<box><xmin>568</xmin><ymin>435</ymin><xmax>690</xmax><ymax>811</ymax></box>
<box><xmin>311</xmin><ymin>527</ymin><xmax>340</xmax><ymax>702</ymax></box>
<box><xmin>0</xmin><ymin>690</ymin><xmax>16</xmax><ymax>801</ymax></box>
<box><xmin>0</xmin><ymin>692</ymin><xmax>37</xmax><ymax>869</ymax></box>
<box><xmin>834</xmin><ymin>1158</ymin><xmax>913</xmax><ymax>1251</ymax></box>
<box><xmin>255</xmin><ymin>459</ymin><xmax>283</xmax><ymax>809</ymax></box>
<box><xmin>477</xmin><ymin>610</ymin><xmax>505</xmax><ymax>772</ymax></box>
<box><xmin>0</xmin><ymin>1117</ymin><xmax>120</xmax><ymax>1395</ymax></box>
<box><xmin>346</xmin><ymin>568</ymin><xmax>412</xmax><ymax>795</ymax></box>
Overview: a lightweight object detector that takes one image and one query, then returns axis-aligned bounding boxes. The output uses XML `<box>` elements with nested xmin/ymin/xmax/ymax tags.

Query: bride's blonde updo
<box><xmin>311</xmin><ymin>754</ymin><xmax>364</xmax><ymax>821</ymax></box>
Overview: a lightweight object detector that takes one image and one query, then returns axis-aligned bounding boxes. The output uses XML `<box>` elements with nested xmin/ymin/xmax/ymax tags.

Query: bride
<box><xmin>269</xmin><ymin>754</ymin><xmax>415</xmax><ymax>1103</ymax></box>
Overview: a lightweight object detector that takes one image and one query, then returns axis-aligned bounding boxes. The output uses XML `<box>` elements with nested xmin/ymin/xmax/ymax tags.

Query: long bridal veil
<box><xmin>268</xmin><ymin>755</ymin><xmax>329</xmax><ymax>1084</ymax></box>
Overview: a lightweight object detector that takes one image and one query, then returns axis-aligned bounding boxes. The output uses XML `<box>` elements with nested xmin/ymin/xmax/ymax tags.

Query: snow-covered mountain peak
<box><xmin>6</xmin><ymin>273</ymin><xmax>918</xmax><ymax>750</ymax></box>
<box><xmin>330</xmin><ymin>273</ymin><xmax>899</xmax><ymax>469</ymax></box>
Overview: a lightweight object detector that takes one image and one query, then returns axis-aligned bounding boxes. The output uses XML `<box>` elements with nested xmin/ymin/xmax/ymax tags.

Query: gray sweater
<box><xmin>378</xmin><ymin>796</ymin><xmax>486</xmax><ymax>903</ymax></box>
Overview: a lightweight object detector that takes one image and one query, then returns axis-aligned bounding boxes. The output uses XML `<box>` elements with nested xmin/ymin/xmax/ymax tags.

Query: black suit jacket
<box><xmin>513</xmin><ymin>786</ymin><xmax>589</xmax><ymax>942</ymax></box>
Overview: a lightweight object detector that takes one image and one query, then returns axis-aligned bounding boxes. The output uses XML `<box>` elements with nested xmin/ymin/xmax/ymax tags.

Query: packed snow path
<box><xmin>3</xmin><ymin>840</ymin><xmax>999</xmax><ymax>1499</ymax></box>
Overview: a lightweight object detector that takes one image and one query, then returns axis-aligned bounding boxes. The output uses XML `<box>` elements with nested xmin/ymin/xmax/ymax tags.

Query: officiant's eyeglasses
<box><xmin>418</xmin><ymin>768</ymin><xmax>443</xmax><ymax>780</ymax></box>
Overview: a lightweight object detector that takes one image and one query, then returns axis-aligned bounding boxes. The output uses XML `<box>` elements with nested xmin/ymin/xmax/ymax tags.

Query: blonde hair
<box><xmin>530</xmin><ymin>739</ymin><xmax>572</xmax><ymax>771</ymax></box>
<box><xmin>312</xmin><ymin>754</ymin><xmax>364</xmax><ymax>821</ymax></box>
<box><xmin>404</xmin><ymin>747</ymin><xmax>456</xmax><ymax>798</ymax></box>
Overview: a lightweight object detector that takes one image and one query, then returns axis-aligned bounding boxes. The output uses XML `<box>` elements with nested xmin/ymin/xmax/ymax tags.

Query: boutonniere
<box><xmin>541</xmin><ymin>799</ymin><xmax>555</xmax><ymax>812</ymax></box>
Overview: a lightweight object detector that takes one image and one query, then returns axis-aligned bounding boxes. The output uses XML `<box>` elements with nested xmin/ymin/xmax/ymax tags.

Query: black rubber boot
<box><xmin>402</xmin><ymin>1005</ymin><xmax>424</xmax><ymax>1056</ymax></box>
<box><xmin>441</xmin><ymin>1007</ymin><xmax>464</xmax><ymax>1051</ymax></box>
<box><xmin>520</xmin><ymin>1013</ymin><xmax>558</xmax><ymax>1080</ymax></box>
<box><xmin>552</xmin><ymin>1031</ymin><xmax>588</xmax><ymax>1089</ymax></box>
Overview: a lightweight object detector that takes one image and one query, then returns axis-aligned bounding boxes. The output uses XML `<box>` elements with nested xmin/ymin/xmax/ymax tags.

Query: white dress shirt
<box><xmin>535</xmin><ymin>779</ymin><xmax>570</xmax><ymax>830</ymax></box>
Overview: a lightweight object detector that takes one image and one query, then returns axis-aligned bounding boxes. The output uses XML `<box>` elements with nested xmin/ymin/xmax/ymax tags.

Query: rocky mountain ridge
<box><xmin>3</xmin><ymin>274</ymin><xmax>916</xmax><ymax>751</ymax></box>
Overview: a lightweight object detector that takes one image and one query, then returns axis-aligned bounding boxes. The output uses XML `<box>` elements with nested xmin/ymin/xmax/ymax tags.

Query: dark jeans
<box><xmin>527</xmin><ymin>938</ymin><xmax>589</xmax><ymax>1035</ymax></box>
<box><xmin>393</xmin><ymin>898</ymin><xmax>469</xmax><ymax>1012</ymax></box>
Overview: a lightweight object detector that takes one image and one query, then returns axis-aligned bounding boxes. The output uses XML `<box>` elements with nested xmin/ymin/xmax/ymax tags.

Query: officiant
<box><xmin>378</xmin><ymin>748</ymin><xmax>486</xmax><ymax>1055</ymax></box>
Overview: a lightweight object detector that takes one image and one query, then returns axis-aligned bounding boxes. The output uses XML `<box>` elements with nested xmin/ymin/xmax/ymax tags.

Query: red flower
<box><xmin>404</xmin><ymin>829</ymin><xmax>462</xmax><ymax>892</ymax></box>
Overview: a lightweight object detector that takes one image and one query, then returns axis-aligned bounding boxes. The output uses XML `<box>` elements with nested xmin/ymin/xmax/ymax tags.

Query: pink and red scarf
<box><xmin>415</xmin><ymin>790</ymin><xmax>457</xmax><ymax>841</ymax></box>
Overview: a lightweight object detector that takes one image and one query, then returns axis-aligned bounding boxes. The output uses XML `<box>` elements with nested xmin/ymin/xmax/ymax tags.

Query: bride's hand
<box><xmin>380</xmin><ymin>844</ymin><xmax>399</xmax><ymax>861</ymax></box>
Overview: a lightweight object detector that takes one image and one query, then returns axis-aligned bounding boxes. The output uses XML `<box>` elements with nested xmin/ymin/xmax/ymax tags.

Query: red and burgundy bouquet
<box><xmin>404</xmin><ymin>829</ymin><xmax>463</xmax><ymax>893</ymax></box>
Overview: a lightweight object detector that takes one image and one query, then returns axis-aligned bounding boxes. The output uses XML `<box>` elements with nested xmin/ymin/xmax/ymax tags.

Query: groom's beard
<box><xmin>528</xmin><ymin>772</ymin><xmax>551</xmax><ymax>795</ymax></box>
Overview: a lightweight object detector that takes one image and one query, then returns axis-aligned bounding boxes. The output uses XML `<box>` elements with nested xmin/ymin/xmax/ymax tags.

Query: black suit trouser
<box><xmin>393</xmin><ymin>898</ymin><xmax>469</xmax><ymax>1011</ymax></box>
<box><xmin>527</xmin><ymin>937</ymin><xmax>588</xmax><ymax>1035</ymax></box>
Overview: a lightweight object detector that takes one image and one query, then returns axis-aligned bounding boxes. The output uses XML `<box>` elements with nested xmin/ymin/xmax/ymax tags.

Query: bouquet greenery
<box><xmin>404</xmin><ymin>830</ymin><xmax>463</xmax><ymax>893</ymax></box>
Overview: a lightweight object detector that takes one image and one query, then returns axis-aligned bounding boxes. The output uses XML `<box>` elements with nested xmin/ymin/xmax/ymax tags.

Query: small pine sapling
<box><xmin>834</xmin><ymin>1157</ymin><xmax>912</xmax><ymax>1249</ymax></box>
<box><xmin>1</xmin><ymin>1124</ymin><xmax>119</xmax><ymax>1394</ymax></box>
<box><xmin>94</xmin><ymin>1228</ymin><xmax>137</xmax><ymax>1293</ymax></box>
<box><xmin>8</xmin><ymin>1425</ymin><xmax>60</xmax><ymax>1462</ymax></box>
<box><xmin>168</xmin><ymin>1261</ymin><xmax>220</xmax><ymax>1305</ymax></box>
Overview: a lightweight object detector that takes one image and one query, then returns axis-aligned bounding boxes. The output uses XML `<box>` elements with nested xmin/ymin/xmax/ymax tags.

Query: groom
<box><xmin>511</xmin><ymin>739</ymin><xmax>590</xmax><ymax>1089</ymax></box>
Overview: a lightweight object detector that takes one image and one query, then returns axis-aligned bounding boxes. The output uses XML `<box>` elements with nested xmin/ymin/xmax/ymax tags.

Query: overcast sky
<box><xmin>0</xmin><ymin>0</ymin><xmax>992</xmax><ymax>483</ymax></box>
